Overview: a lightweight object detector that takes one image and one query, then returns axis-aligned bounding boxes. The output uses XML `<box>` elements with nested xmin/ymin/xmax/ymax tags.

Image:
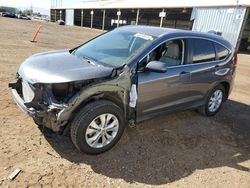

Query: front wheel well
<box><xmin>70</xmin><ymin>93</ymin><xmax>126</xmax><ymax>122</ymax></box>
<box><xmin>62</xmin><ymin>94</ymin><xmax>126</xmax><ymax>136</ymax></box>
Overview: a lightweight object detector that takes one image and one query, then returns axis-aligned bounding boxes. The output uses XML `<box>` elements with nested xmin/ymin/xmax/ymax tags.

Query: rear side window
<box><xmin>191</xmin><ymin>39</ymin><xmax>216</xmax><ymax>63</ymax></box>
<box><xmin>214</xmin><ymin>43</ymin><xmax>229</xmax><ymax>60</ymax></box>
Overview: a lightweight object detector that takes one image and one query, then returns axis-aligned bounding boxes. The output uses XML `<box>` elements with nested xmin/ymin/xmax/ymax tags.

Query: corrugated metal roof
<box><xmin>54</xmin><ymin>0</ymin><xmax>250</xmax><ymax>9</ymax></box>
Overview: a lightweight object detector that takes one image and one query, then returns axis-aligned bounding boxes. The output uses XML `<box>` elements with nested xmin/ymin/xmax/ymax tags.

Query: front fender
<box><xmin>58</xmin><ymin>69</ymin><xmax>132</xmax><ymax>123</ymax></box>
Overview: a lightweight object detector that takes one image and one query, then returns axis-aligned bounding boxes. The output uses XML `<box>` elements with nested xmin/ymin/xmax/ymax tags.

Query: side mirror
<box><xmin>146</xmin><ymin>61</ymin><xmax>168</xmax><ymax>73</ymax></box>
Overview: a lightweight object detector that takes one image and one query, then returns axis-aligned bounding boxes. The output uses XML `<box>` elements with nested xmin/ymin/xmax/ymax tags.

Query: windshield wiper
<box><xmin>69</xmin><ymin>47</ymin><xmax>77</xmax><ymax>54</ymax></box>
<box><xmin>116</xmin><ymin>63</ymin><xmax>126</xmax><ymax>70</ymax></box>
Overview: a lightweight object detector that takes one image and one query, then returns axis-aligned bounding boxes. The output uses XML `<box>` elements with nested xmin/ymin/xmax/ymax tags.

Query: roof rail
<box><xmin>208</xmin><ymin>30</ymin><xmax>222</xmax><ymax>36</ymax></box>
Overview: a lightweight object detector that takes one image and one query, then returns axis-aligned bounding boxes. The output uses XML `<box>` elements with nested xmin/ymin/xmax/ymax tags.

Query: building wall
<box><xmin>53</xmin><ymin>8</ymin><xmax>192</xmax><ymax>30</ymax></box>
<box><xmin>0</xmin><ymin>6</ymin><xmax>18</xmax><ymax>14</ymax></box>
<box><xmin>238</xmin><ymin>9</ymin><xmax>250</xmax><ymax>52</ymax></box>
<box><xmin>66</xmin><ymin>9</ymin><xmax>74</xmax><ymax>26</ymax></box>
<box><xmin>192</xmin><ymin>7</ymin><xmax>247</xmax><ymax>48</ymax></box>
<box><xmin>50</xmin><ymin>9</ymin><xmax>65</xmax><ymax>22</ymax></box>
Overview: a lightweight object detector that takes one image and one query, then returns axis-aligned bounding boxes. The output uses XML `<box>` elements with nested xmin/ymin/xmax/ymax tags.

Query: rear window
<box><xmin>214</xmin><ymin>43</ymin><xmax>229</xmax><ymax>60</ymax></box>
<box><xmin>191</xmin><ymin>39</ymin><xmax>216</xmax><ymax>63</ymax></box>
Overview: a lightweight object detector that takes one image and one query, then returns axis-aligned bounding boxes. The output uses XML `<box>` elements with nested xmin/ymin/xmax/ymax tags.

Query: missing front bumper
<box><xmin>10</xmin><ymin>88</ymin><xmax>36</xmax><ymax>116</ymax></box>
<box><xmin>9</xmin><ymin>81</ymin><xmax>68</xmax><ymax>132</ymax></box>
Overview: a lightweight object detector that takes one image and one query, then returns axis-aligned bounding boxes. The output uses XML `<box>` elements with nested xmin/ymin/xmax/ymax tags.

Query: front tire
<box><xmin>70</xmin><ymin>100</ymin><xmax>125</xmax><ymax>154</ymax></box>
<box><xmin>198</xmin><ymin>84</ymin><xmax>225</xmax><ymax>116</ymax></box>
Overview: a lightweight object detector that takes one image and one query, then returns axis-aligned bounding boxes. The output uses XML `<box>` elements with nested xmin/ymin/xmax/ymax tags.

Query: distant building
<box><xmin>0</xmin><ymin>6</ymin><xmax>18</xmax><ymax>14</ymax></box>
<box><xmin>51</xmin><ymin>0</ymin><xmax>250</xmax><ymax>51</ymax></box>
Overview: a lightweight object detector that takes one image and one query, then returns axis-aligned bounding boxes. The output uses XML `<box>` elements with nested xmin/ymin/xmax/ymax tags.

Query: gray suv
<box><xmin>9</xmin><ymin>26</ymin><xmax>237</xmax><ymax>154</ymax></box>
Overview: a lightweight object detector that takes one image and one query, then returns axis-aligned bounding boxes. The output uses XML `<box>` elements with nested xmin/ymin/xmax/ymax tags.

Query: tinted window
<box><xmin>192</xmin><ymin>39</ymin><xmax>216</xmax><ymax>63</ymax></box>
<box><xmin>214</xmin><ymin>43</ymin><xmax>229</xmax><ymax>60</ymax></box>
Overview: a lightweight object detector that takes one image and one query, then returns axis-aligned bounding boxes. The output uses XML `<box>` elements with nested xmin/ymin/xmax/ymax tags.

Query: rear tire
<box><xmin>70</xmin><ymin>100</ymin><xmax>125</xmax><ymax>154</ymax></box>
<box><xmin>198</xmin><ymin>84</ymin><xmax>225</xmax><ymax>116</ymax></box>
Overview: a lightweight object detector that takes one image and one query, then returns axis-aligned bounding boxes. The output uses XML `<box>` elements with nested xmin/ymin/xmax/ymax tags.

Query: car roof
<box><xmin>118</xmin><ymin>25</ymin><xmax>232</xmax><ymax>49</ymax></box>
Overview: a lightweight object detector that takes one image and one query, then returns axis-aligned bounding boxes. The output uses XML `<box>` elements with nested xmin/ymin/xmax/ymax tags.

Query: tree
<box><xmin>22</xmin><ymin>9</ymin><xmax>33</xmax><ymax>16</ymax></box>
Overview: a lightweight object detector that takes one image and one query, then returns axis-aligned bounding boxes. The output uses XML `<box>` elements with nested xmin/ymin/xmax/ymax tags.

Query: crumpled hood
<box><xmin>18</xmin><ymin>50</ymin><xmax>113</xmax><ymax>84</ymax></box>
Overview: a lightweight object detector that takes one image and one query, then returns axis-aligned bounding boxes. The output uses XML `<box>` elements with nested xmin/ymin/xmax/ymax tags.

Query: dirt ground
<box><xmin>0</xmin><ymin>17</ymin><xmax>250</xmax><ymax>188</ymax></box>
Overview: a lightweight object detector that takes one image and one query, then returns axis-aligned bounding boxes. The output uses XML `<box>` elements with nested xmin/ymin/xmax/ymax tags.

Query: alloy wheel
<box><xmin>208</xmin><ymin>89</ymin><xmax>223</xmax><ymax>113</ymax></box>
<box><xmin>85</xmin><ymin>113</ymin><xmax>119</xmax><ymax>148</ymax></box>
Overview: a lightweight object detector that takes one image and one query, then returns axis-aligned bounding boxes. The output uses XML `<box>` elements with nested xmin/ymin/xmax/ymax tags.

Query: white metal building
<box><xmin>51</xmin><ymin>0</ymin><xmax>250</xmax><ymax>51</ymax></box>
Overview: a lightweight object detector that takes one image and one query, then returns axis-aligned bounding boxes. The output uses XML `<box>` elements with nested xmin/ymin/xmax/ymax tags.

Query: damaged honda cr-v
<box><xmin>9</xmin><ymin>26</ymin><xmax>236</xmax><ymax>154</ymax></box>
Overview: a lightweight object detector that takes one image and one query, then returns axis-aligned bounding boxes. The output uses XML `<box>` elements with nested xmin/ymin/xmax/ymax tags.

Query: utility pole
<box><xmin>30</xmin><ymin>2</ymin><xmax>33</xmax><ymax>16</ymax></box>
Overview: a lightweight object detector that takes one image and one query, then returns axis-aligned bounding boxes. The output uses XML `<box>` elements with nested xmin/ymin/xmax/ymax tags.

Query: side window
<box><xmin>192</xmin><ymin>39</ymin><xmax>216</xmax><ymax>63</ymax></box>
<box><xmin>214</xmin><ymin>43</ymin><xmax>229</xmax><ymax>60</ymax></box>
<box><xmin>158</xmin><ymin>40</ymin><xmax>184</xmax><ymax>67</ymax></box>
<box><xmin>138</xmin><ymin>39</ymin><xmax>184</xmax><ymax>70</ymax></box>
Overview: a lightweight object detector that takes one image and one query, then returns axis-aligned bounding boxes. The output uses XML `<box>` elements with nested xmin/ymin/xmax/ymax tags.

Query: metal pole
<box><xmin>102</xmin><ymin>9</ymin><xmax>106</xmax><ymax>30</ymax></box>
<box><xmin>60</xmin><ymin>10</ymin><xmax>62</xmax><ymax>20</ymax></box>
<box><xmin>136</xmin><ymin>8</ymin><xmax>140</xmax><ymax>25</ymax></box>
<box><xmin>90</xmin><ymin>10</ymin><xmax>93</xmax><ymax>29</ymax></box>
<box><xmin>55</xmin><ymin>9</ymin><xmax>57</xmax><ymax>22</ymax></box>
<box><xmin>117</xmin><ymin>9</ymin><xmax>120</xmax><ymax>27</ymax></box>
<box><xmin>160</xmin><ymin>8</ymin><xmax>165</xmax><ymax>27</ymax></box>
<box><xmin>81</xmin><ymin>9</ymin><xmax>83</xmax><ymax>27</ymax></box>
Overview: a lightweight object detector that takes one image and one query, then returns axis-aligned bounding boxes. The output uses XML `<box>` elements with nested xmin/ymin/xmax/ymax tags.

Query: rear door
<box><xmin>187</xmin><ymin>38</ymin><xmax>230</xmax><ymax>102</ymax></box>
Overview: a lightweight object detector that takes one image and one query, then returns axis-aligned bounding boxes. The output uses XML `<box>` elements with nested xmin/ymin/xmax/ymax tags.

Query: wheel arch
<box><xmin>220</xmin><ymin>81</ymin><xmax>230</xmax><ymax>100</ymax></box>
<box><xmin>69</xmin><ymin>91</ymin><xmax>127</xmax><ymax>123</ymax></box>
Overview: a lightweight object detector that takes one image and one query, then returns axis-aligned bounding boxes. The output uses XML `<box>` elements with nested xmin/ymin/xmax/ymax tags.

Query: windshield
<box><xmin>73</xmin><ymin>29</ymin><xmax>156</xmax><ymax>68</ymax></box>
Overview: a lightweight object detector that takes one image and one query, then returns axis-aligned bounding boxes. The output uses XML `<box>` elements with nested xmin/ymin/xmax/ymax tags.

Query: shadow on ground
<box><xmin>42</xmin><ymin>100</ymin><xmax>250</xmax><ymax>185</ymax></box>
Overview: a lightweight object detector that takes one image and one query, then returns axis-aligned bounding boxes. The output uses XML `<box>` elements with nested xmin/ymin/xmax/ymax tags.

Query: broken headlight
<box><xmin>22</xmin><ymin>80</ymin><xmax>35</xmax><ymax>102</ymax></box>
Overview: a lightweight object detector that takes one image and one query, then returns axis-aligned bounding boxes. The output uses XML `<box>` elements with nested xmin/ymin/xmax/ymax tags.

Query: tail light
<box><xmin>233</xmin><ymin>51</ymin><xmax>238</xmax><ymax>65</ymax></box>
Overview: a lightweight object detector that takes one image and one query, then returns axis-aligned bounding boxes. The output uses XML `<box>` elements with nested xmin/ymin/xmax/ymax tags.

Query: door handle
<box><xmin>179</xmin><ymin>71</ymin><xmax>190</xmax><ymax>75</ymax></box>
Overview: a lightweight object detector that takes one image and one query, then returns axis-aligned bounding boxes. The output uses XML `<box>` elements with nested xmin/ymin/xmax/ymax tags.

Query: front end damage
<box><xmin>9</xmin><ymin>67</ymin><xmax>136</xmax><ymax>133</ymax></box>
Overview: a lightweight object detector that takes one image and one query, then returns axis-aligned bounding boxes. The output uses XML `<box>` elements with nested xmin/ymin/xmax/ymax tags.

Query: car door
<box><xmin>187</xmin><ymin>38</ymin><xmax>230</xmax><ymax>102</ymax></box>
<box><xmin>136</xmin><ymin>39</ymin><xmax>193</xmax><ymax>122</ymax></box>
